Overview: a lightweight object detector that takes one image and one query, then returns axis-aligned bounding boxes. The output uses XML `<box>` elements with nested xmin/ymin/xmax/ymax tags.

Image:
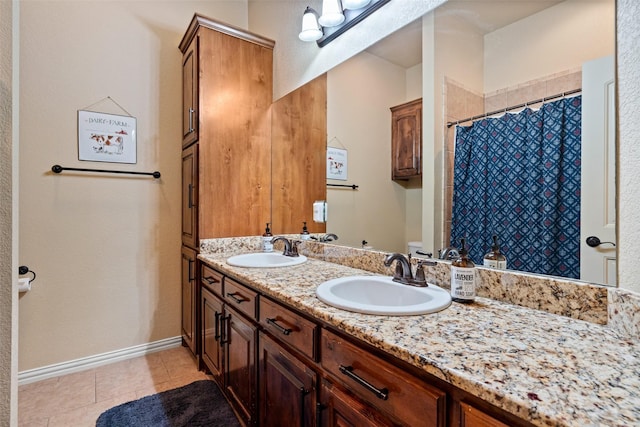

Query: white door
<box><xmin>581</xmin><ymin>55</ymin><xmax>616</xmax><ymax>285</ymax></box>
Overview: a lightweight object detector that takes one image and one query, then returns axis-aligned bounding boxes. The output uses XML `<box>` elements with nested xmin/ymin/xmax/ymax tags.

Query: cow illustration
<box><xmin>90</xmin><ymin>133</ymin><xmax>124</xmax><ymax>155</ymax></box>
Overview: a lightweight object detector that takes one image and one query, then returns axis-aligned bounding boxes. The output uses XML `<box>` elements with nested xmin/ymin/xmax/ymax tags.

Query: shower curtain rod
<box><xmin>446</xmin><ymin>88</ymin><xmax>582</xmax><ymax>128</ymax></box>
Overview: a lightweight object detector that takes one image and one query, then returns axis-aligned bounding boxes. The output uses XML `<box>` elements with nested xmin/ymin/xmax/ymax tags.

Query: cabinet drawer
<box><xmin>321</xmin><ymin>329</ymin><xmax>446</xmax><ymax>427</ymax></box>
<box><xmin>259</xmin><ymin>297</ymin><xmax>319</xmax><ymax>361</ymax></box>
<box><xmin>201</xmin><ymin>264</ymin><xmax>223</xmax><ymax>296</ymax></box>
<box><xmin>224</xmin><ymin>277</ymin><xmax>258</xmax><ymax>320</ymax></box>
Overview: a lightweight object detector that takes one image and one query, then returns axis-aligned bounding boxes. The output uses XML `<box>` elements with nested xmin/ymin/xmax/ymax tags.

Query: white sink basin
<box><xmin>316</xmin><ymin>275</ymin><xmax>451</xmax><ymax>316</ymax></box>
<box><xmin>226</xmin><ymin>252</ymin><xmax>307</xmax><ymax>268</ymax></box>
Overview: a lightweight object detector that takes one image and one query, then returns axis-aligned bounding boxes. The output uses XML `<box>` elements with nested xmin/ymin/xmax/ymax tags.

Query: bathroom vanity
<box><xmin>195</xmin><ymin>238</ymin><xmax>640</xmax><ymax>427</ymax></box>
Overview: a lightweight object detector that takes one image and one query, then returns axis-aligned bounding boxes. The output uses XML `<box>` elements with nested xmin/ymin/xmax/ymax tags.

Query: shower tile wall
<box><xmin>443</xmin><ymin>70</ymin><xmax>582</xmax><ymax>246</ymax></box>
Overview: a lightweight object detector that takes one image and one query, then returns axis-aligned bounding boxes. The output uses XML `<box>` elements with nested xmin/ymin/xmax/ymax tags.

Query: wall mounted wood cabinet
<box><xmin>179</xmin><ymin>14</ymin><xmax>274</xmax><ymax>240</ymax></box>
<box><xmin>391</xmin><ymin>98</ymin><xmax>422</xmax><ymax>180</ymax></box>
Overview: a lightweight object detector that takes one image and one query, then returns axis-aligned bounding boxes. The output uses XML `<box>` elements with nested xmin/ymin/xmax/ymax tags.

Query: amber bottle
<box><xmin>483</xmin><ymin>235</ymin><xmax>507</xmax><ymax>270</ymax></box>
<box><xmin>450</xmin><ymin>238</ymin><xmax>476</xmax><ymax>303</ymax></box>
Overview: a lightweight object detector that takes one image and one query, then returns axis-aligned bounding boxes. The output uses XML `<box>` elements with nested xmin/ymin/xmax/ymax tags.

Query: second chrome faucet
<box><xmin>384</xmin><ymin>253</ymin><xmax>436</xmax><ymax>287</ymax></box>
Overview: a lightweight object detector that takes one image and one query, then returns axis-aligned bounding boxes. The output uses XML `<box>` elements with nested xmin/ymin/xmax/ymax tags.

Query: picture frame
<box><xmin>327</xmin><ymin>147</ymin><xmax>348</xmax><ymax>180</ymax></box>
<box><xmin>78</xmin><ymin>110</ymin><xmax>137</xmax><ymax>164</ymax></box>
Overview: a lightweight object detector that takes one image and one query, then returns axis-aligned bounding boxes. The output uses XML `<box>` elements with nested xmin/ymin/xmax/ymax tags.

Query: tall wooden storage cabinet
<box><xmin>178</xmin><ymin>14</ymin><xmax>275</xmax><ymax>356</ymax></box>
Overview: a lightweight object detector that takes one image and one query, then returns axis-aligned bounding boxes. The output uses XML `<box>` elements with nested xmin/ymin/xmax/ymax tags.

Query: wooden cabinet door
<box><xmin>201</xmin><ymin>286</ymin><xmax>224</xmax><ymax>384</ymax></box>
<box><xmin>319</xmin><ymin>380</ymin><xmax>395</xmax><ymax>427</ymax></box>
<box><xmin>182</xmin><ymin>36</ymin><xmax>198</xmax><ymax>148</ymax></box>
<box><xmin>391</xmin><ymin>98</ymin><xmax>422</xmax><ymax>180</ymax></box>
<box><xmin>259</xmin><ymin>332</ymin><xmax>318</xmax><ymax>427</ymax></box>
<box><xmin>181</xmin><ymin>143</ymin><xmax>198</xmax><ymax>249</ymax></box>
<box><xmin>224</xmin><ymin>305</ymin><xmax>258</xmax><ymax>425</ymax></box>
<box><xmin>181</xmin><ymin>246</ymin><xmax>197</xmax><ymax>354</ymax></box>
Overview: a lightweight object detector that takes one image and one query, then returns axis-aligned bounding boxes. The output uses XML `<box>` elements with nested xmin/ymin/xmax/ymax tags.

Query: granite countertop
<box><xmin>198</xmin><ymin>250</ymin><xmax>640</xmax><ymax>427</ymax></box>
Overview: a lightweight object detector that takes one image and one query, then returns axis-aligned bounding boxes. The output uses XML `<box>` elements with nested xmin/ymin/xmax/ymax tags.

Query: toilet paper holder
<box><xmin>19</xmin><ymin>265</ymin><xmax>37</xmax><ymax>283</ymax></box>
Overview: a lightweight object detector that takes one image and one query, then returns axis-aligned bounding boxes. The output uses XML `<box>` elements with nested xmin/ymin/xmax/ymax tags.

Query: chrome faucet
<box><xmin>439</xmin><ymin>247</ymin><xmax>460</xmax><ymax>260</ymax></box>
<box><xmin>383</xmin><ymin>253</ymin><xmax>435</xmax><ymax>287</ymax></box>
<box><xmin>311</xmin><ymin>233</ymin><xmax>339</xmax><ymax>242</ymax></box>
<box><xmin>271</xmin><ymin>236</ymin><xmax>301</xmax><ymax>257</ymax></box>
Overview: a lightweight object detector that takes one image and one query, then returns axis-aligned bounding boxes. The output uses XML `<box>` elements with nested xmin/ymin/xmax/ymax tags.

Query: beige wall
<box><xmin>1</xmin><ymin>0</ymin><xmax>19</xmax><ymax>423</ymax></box>
<box><xmin>18</xmin><ymin>1</ymin><xmax>247</xmax><ymax>371</ymax></box>
<box><xmin>484</xmin><ymin>0</ymin><xmax>615</xmax><ymax>93</ymax></box>
<box><xmin>326</xmin><ymin>51</ymin><xmax>408</xmax><ymax>252</ymax></box>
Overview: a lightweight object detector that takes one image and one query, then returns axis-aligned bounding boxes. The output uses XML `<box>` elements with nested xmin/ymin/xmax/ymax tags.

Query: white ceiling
<box><xmin>366</xmin><ymin>0</ymin><xmax>564</xmax><ymax>68</ymax></box>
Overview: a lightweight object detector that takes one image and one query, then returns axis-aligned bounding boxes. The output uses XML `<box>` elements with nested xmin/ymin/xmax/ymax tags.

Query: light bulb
<box><xmin>318</xmin><ymin>0</ymin><xmax>345</xmax><ymax>27</ymax></box>
<box><xmin>299</xmin><ymin>7</ymin><xmax>323</xmax><ymax>42</ymax></box>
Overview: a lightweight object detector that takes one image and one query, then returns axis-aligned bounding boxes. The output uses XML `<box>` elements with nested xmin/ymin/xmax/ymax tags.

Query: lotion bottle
<box><xmin>450</xmin><ymin>238</ymin><xmax>476</xmax><ymax>303</ymax></box>
<box><xmin>300</xmin><ymin>221</ymin><xmax>310</xmax><ymax>241</ymax></box>
<box><xmin>262</xmin><ymin>223</ymin><xmax>273</xmax><ymax>252</ymax></box>
<box><xmin>483</xmin><ymin>235</ymin><xmax>507</xmax><ymax>269</ymax></box>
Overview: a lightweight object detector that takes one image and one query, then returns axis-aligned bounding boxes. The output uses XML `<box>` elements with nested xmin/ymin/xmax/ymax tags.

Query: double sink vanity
<box><xmin>194</xmin><ymin>236</ymin><xmax>640</xmax><ymax>427</ymax></box>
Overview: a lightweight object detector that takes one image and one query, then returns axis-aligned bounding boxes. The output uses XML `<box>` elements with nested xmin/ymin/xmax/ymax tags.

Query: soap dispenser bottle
<box><xmin>300</xmin><ymin>221</ymin><xmax>310</xmax><ymax>241</ymax></box>
<box><xmin>450</xmin><ymin>238</ymin><xmax>476</xmax><ymax>303</ymax></box>
<box><xmin>262</xmin><ymin>223</ymin><xmax>273</xmax><ymax>252</ymax></box>
<box><xmin>483</xmin><ymin>235</ymin><xmax>507</xmax><ymax>269</ymax></box>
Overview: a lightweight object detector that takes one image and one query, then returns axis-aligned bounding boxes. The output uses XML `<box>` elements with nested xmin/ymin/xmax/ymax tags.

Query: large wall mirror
<box><xmin>318</xmin><ymin>0</ymin><xmax>616</xmax><ymax>286</ymax></box>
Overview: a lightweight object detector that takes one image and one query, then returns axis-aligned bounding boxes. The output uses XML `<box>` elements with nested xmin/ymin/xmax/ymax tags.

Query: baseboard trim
<box><xmin>18</xmin><ymin>336</ymin><xmax>183</xmax><ymax>386</ymax></box>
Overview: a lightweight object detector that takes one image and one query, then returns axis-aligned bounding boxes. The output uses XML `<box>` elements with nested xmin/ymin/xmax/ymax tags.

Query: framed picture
<box><xmin>78</xmin><ymin>110</ymin><xmax>137</xmax><ymax>164</ymax></box>
<box><xmin>327</xmin><ymin>147</ymin><xmax>348</xmax><ymax>180</ymax></box>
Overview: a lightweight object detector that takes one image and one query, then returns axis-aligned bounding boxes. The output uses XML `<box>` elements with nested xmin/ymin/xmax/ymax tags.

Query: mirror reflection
<box><xmin>323</xmin><ymin>0</ymin><xmax>616</xmax><ymax>285</ymax></box>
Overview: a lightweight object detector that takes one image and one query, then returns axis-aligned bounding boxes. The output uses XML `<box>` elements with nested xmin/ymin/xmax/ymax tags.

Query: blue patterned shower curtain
<box><xmin>450</xmin><ymin>96</ymin><xmax>582</xmax><ymax>278</ymax></box>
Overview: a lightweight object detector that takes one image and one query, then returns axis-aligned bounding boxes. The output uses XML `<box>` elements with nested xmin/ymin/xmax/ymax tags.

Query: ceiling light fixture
<box><xmin>299</xmin><ymin>0</ymin><xmax>391</xmax><ymax>47</ymax></box>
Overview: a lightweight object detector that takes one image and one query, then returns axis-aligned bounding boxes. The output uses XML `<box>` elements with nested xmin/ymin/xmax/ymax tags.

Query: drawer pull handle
<box><xmin>227</xmin><ymin>292</ymin><xmax>246</xmax><ymax>304</ymax></box>
<box><xmin>203</xmin><ymin>275</ymin><xmax>219</xmax><ymax>285</ymax></box>
<box><xmin>339</xmin><ymin>365</ymin><xmax>389</xmax><ymax>401</ymax></box>
<box><xmin>266</xmin><ymin>318</ymin><xmax>292</xmax><ymax>335</ymax></box>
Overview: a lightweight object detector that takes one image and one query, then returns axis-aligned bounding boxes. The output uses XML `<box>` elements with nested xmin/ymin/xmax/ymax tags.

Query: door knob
<box><xmin>586</xmin><ymin>236</ymin><xmax>616</xmax><ymax>247</ymax></box>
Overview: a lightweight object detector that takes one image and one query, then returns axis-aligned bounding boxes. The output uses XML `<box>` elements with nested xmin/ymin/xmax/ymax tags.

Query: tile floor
<box><xmin>18</xmin><ymin>345</ymin><xmax>211</xmax><ymax>427</ymax></box>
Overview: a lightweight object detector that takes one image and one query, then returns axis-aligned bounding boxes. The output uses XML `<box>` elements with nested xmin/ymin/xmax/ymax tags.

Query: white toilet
<box><xmin>408</xmin><ymin>241</ymin><xmax>430</xmax><ymax>258</ymax></box>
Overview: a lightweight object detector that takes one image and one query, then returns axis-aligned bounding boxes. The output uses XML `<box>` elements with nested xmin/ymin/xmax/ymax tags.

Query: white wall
<box><xmin>249</xmin><ymin>0</ymin><xmax>447</xmax><ymax>100</ymax></box>
<box><xmin>484</xmin><ymin>0</ymin><xmax>615</xmax><ymax>93</ymax></box>
<box><xmin>1</xmin><ymin>0</ymin><xmax>19</xmax><ymax>423</ymax></box>
<box><xmin>617</xmin><ymin>0</ymin><xmax>640</xmax><ymax>293</ymax></box>
<box><xmin>326</xmin><ymin>52</ymin><xmax>407</xmax><ymax>252</ymax></box>
<box><xmin>18</xmin><ymin>1</ymin><xmax>247</xmax><ymax>371</ymax></box>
